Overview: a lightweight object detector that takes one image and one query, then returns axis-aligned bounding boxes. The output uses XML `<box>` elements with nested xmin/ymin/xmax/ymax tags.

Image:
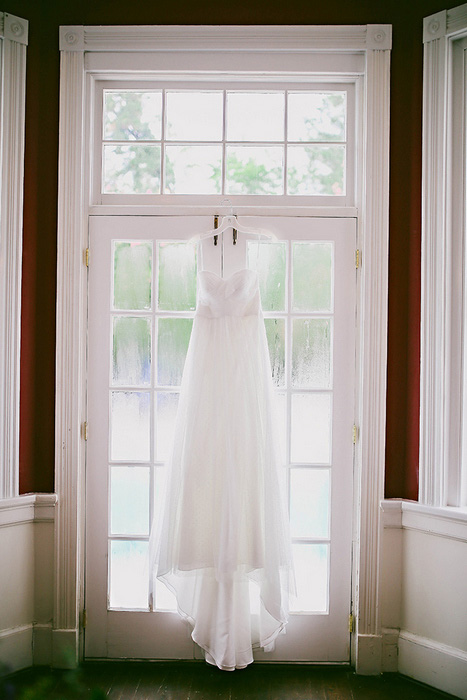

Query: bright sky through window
<box><xmin>101</xmin><ymin>90</ymin><xmax>347</xmax><ymax>197</ymax></box>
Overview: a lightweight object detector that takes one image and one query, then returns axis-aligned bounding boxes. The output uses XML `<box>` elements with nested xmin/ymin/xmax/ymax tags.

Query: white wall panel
<box><xmin>0</xmin><ymin>523</ymin><xmax>34</xmax><ymax>631</ymax></box>
<box><xmin>381</xmin><ymin>499</ymin><xmax>467</xmax><ymax>696</ymax></box>
<box><xmin>401</xmin><ymin>529</ymin><xmax>467</xmax><ymax>653</ymax></box>
<box><xmin>0</xmin><ymin>496</ymin><xmax>56</xmax><ymax>673</ymax></box>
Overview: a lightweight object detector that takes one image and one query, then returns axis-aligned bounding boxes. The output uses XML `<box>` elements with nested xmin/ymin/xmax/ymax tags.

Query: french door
<box><xmin>85</xmin><ymin>214</ymin><xmax>356</xmax><ymax>662</ymax></box>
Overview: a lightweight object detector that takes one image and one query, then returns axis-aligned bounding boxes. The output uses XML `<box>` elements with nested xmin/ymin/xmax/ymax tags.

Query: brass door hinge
<box><xmin>83</xmin><ymin>421</ymin><xmax>88</xmax><ymax>441</ymax></box>
<box><xmin>355</xmin><ymin>249</ymin><xmax>360</xmax><ymax>269</ymax></box>
<box><xmin>85</xmin><ymin>248</ymin><xmax>90</xmax><ymax>267</ymax></box>
<box><xmin>349</xmin><ymin>613</ymin><xmax>354</xmax><ymax>633</ymax></box>
<box><xmin>82</xmin><ymin>609</ymin><xmax>87</xmax><ymax>629</ymax></box>
<box><xmin>352</xmin><ymin>424</ymin><xmax>358</xmax><ymax>445</ymax></box>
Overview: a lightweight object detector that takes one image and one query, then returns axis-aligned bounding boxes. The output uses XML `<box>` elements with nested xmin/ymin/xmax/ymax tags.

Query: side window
<box><xmin>0</xmin><ymin>13</ymin><xmax>28</xmax><ymax>498</ymax></box>
<box><xmin>420</xmin><ymin>8</ymin><xmax>467</xmax><ymax>507</ymax></box>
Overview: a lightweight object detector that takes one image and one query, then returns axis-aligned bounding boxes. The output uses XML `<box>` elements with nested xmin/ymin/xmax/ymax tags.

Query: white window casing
<box><xmin>0</xmin><ymin>12</ymin><xmax>28</xmax><ymax>499</ymax></box>
<box><xmin>420</xmin><ymin>4</ymin><xmax>467</xmax><ymax>509</ymax></box>
<box><xmin>56</xmin><ymin>24</ymin><xmax>391</xmax><ymax>672</ymax></box>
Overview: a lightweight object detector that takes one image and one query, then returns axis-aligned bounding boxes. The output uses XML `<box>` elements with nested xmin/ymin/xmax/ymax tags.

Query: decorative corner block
<box><xmin>3</xmin><ymin>13</ymin><xmax>28</xmax><ymax>45</ymax></box>
<box><xmin>366</xmin><ymin>25</ymin><xmax>392</xmax><ymax>51</ymax></box>
<box><xmin>423</xmin><ymin>11</ymin><xmax>447</xmax><ymax>43</ymax></box>
<box><xmin>60</xmin><ymin>26</ymin><xmax>85</xmax><ymax>52</ymax></box>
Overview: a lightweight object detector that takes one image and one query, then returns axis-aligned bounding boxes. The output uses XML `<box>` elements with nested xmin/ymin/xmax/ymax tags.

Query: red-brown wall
<box><xmin>8</xmin><ymin>0</ymin><xmax>458</xmax><ymax>498</ymax></box>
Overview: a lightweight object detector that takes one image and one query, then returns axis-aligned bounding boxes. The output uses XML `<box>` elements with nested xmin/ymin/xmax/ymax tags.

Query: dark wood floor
<box><xmin>1</xmin><ymin>661</ymin><xmax>459</xmax><ymax>700</ymax></box>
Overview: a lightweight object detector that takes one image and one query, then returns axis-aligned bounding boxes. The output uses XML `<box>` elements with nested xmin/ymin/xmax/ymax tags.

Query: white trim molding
<box><xmin>54</xmin><ymin>48</ymin><xmax>86</xmax><ymax>668</ymax></box>
<box><xmin>56</xmin><ymin>24</ymin><xmax>391</xmax><ymax>672</ymax></box>
<box><xmin>420</xmin><ymin>3</ymin><xmax>467</xmax><ymax>509</ymax></box>
<box><xmin>0</xmin><ymin>624</ymin><xmax>33</xmax><ymax>673</ymax></box>
<box><xmin>0</xmin><ymin>12</ymin><xmax>28</xmax><ymax>499</ymax></box>
<box><xmin>353</xmin><ymin>44</ymin><xmax>391</xmax><ymax>675</ymax></box>
<box><xmin>420</xmin><ymin>8</ymin><xmax>450</xmax><ymax>508</ymax></box>
<box><xmin>381</xmin><ymin>498</ymin><xmax>467</xmax><ymax>540</ymax></box>
<box><xmin>58</xmin><ymin>24</ymin><xmax>381</xmax><ymax>53</ymax></box>
<box><xmin>0</xmin><ymin>493</ymin><xmax>56</xmax><ymax>527</ymax></box>
<box><xmin>399</xmin><ymin>632</ymin><xmax>467</xmax><ymax>699</ymax></box>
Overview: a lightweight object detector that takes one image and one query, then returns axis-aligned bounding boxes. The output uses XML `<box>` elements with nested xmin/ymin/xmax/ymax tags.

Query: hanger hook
<box><xmin>220</xmin><ymin>198</ymin><xmax>234</xmax><ymax>217</ymax></box>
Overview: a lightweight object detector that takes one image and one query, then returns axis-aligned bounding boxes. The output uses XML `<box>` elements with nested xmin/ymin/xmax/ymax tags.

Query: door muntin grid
<box><xmin>107</xmin><ymin>236</ymin><xmax>334</xmax><ymax>615</ymax></box>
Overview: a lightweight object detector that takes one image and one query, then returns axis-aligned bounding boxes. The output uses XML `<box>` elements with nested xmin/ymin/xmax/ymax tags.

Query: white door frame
<box><xmin>84</xmin><ymin>214</ymin><xmax>357</xmax><ymax>663</ymax></box>
<box><xmin>54</xmin><ymin>24</ymin><xmax>391</xmax><ymax>674</ymax></box>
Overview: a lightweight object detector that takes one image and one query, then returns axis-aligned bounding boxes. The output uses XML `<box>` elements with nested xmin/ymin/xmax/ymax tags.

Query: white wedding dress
<box><xmin>149</xmin><ymin>262</ymin><xmax>292</xmax><ymax>671</ymax></box>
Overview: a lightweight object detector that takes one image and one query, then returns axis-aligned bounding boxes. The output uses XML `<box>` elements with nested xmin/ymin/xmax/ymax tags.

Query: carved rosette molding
<box><xmin>354</xmin><ymin>46</ymin><xmax>391</xmax><ymax>674</ymax></box>
<box><xmin>366</xmin><ymin>24</ymin><xmax>392</xmax><ymax>51</ymax></box>
<box><xmin>423</xmin><ymin>5</ymin><xmax>467</xmax><ymax>42</ymax></box>
<box><xmin>0</xmin><ymin>13</ymin><xmax>28</xmax><ymax>499</ymax></box>
<box><xmin>59</xmin><ymin>26</ymin><xmax>84</xmax><ymax>52</ymax></box>
<box><xmin>423</xmin><ymin>11</ymin><xmax>447</xmax><ymax>43</ymax></box>
<box><xmin>54</xmin><ymin>50</ymin><xmax>86</xmax><ymax>659</ymax></box>
<box><xmin>56</xmin><ymin>24</ymin><xmax>391</xmax><ymax>671</ymax></box>
<box><xmin>0</xmin><ymin>12</ymin><xmax>28</xmax><ymax>45</ymax></box>
<box><xmin>420</xmin><ymin>4</ymin><xmax>467</xmax><ymax>509</ymax></box>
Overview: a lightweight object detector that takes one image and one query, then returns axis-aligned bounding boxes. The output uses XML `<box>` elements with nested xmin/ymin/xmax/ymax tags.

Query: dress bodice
<box><xmin>196</xmin><ymin>269</ymin><xmax>261</xmax><ymax>318</ymax></box>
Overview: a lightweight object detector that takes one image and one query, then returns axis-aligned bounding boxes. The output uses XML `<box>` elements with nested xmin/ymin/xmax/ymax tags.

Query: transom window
<box><xmin>94</xmin><ymin>83</ymin><xmax>354</xmax><ymax>206</ymax></box>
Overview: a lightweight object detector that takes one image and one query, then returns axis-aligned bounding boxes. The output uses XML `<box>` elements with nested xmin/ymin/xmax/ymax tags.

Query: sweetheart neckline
<box><xmin>198</xmin><ymin>269</ymin><xmax>257</xmax><ymax>282</ymax></box>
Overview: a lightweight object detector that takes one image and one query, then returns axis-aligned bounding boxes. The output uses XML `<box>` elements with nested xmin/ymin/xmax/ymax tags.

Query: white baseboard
<box><xmin>0</xmin><ymin>623</ymin><xmax>55</xmax><ymax>672</ymax></box>
<box><xmin>33</xmin><ymin>623</ymin><xmax>53</xmax><ymax>666</ymax></box>
<box><xmin>52</xmin><ymin>628</ymin><xmax>79</xmax><ymax>669</ymax></box>
<box><xmin>399</xmin><ymin>630</ymin><xmax>467</xmax><ymax>700</ymax></box>
<box><xmin>0</xmin><ymin>624</ymin><xmax>33</xmax><ymax>673</ymax></box>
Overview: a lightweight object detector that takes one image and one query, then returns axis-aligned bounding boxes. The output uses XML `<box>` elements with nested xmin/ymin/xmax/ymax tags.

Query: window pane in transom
<box><xmin>104</xmin><ymin>91</ymin><xmax>162</xmax><ymax>141</ymax></box>
<box><xmin>226</xmin><ymin>91</ymin><xmax>285</xmax><ymax>142</ymax></box>
<box><xmin>287</xmin><ymin>145</ymin><xmax>346</xmax><ymax>196</ymax></box>
<box><xmin>103</xmin><ymin>144</ymin><xmax>161</xmax><ymax>194</ymax></box>
<box><xmin>165</xmin><ymin>91</ymin><xmax>223</xmax><ymax>142</ymax></box>
<box><xmin>225</xmin><ymin>145</ymin><xmax>283</xmax><ymax>195</ymax></box>
<box><xmin>288</xmin><ymin>92</ymin><xmax>346</xmax><ymax>142</ymax></box>
<box><xmin>164</xmin><ymin>145</ymin><xmax>222</xmax><ymax>194</ymax></box>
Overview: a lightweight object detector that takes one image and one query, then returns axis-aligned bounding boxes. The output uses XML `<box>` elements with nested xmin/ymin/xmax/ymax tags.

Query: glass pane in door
<box><xmin>113</xmin><ymin>241</ymin><xmax>152</xmax><ymax>310</ymax></box>
<box><xmin>112</xmin><ymin>317</ymin><xmax>151</xmax><ymax>386</ymax></box>
<box><xmin>110</xmin><ymin>466</ymin><xmax>150</xmax><ymax>536</ymax></box>
<box><xmin>292</xmin><ymin>241</ymin><xmax>333</xmax><ymax>312</ymax></box>
<box><xmin>110</xmin><ymin>391</ymin><xmax>151</xmax><ymax>462</ymax></box>
<box><xmin>109</xmin><ymin>540</ymin><xmax>149</xmax><ymax>609</ymax></box>
<box><xmin>292</xmin><ymin>318</ymin><xmax>332</xmax><ymax>389</ymax></box>
<box><xmin>290</xmin><ymin>543</ymin><xmax>329</xmax><ymax>613</ymax></box>
<box><xmin>290</xmin><ymin>393</ymin><xmax>332</xmax><ymax>464</ymax></box>
<box><xmin>157</xmin><ymin>241</ymin><xmax>197</xmax><ymax>311</ymax></box>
